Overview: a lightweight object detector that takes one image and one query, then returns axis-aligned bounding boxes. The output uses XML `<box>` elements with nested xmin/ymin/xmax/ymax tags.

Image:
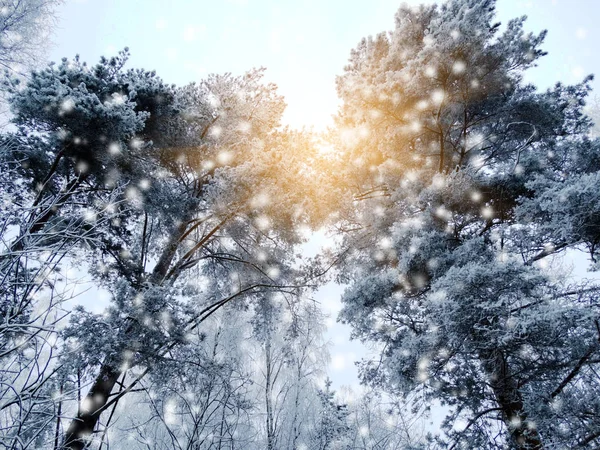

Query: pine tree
<box><xmin>333</xmin><ymin>0</ymin><xmax>600</xmax><ymax>448</ymax></box>
<box><xmin>1</xmin><ymin>50</ymin><xmax>321</xmax><ymax>449</ymax></box>
<box><xmin>312</xmin><ymin>379</ymin><xmax>350</xmax><ymax>450</ymax></box>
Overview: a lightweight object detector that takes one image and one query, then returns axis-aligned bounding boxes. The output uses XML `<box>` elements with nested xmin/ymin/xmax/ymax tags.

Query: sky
<box><xmin>47</xmin><ymin>0</ymin><xmax>600</xmax><ymax>390</ymax></box>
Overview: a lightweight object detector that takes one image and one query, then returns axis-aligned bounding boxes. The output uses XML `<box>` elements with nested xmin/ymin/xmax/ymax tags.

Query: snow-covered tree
<box><xmin>104</xmin><ymin>308</ymin><xmax>258</xmax><ymax>450</ymax></box>
<box><xmin>0</xmin><ymin>0</ymin><xmax>64</xmax><ymax>126</ymax></box>
<box><xmin>333</xmin><ymin>0</ymin><xmax>600</xmax><ymax>448</ymax></box>
<box><xmin>341</xmin><ymin>388</ymin><xmax>427</xmax><ymax>450</ymax></box>
<box><xmin>0</xmin><ymin>50</ymin><xmax>143</xmax><ymax>448</ymax></box>
<box><xmin>249</xmin><ymin>296</ymin><xmax>329</xmax><ymax>450</ymax></box>
<box><xmin>310</xmin><ymin>378</ymin><xmax>350</xmax><ymax>450</ymax></box>
<box><xmin>0</xmin><ymin>49</ymin><xmax>322</xmax><ymax>449</ymax></box>
<box><xmin>586</xmin><ymin>95</ymin><xmax>600</xmax><ymax>139</ymax></box>
<box><xmin>0</xmin><ymin>0</ymin><xmax>62</xmax><ymax>72</ymax></box>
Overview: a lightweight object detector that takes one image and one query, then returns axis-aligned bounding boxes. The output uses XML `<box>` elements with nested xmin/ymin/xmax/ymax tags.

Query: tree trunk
<box><xmin>480</xmin><ymin>348</ymin><xmax>544</xmax><ymax>450</ymax></box>
<box><xmin>61</xmin><ymin>363</ymin><xmax>121</xmax><ymax>450</ymax></box>
<box><xmin>53</xmin><ymin>384</ymin><xmax>63</xmax><ymax>450</ymax></box>
<box><xmin>60</xmin><ymin>216</ymin><xmax>192</xmax><ymax>449</ymax></box>
<box><xmin>265</xmin><ymin>338</ymin><xmax>276</xmax><ymax>450</ymax></box>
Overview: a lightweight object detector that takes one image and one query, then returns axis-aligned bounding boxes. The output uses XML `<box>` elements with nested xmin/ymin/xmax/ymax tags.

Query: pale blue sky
<box><xmin>48</xmin><ymin>0</ymin><xmax>600</xmax><ymax>389</ymax></box>
<box><xmin>50</xmin><ymin>0</ymin><xmax>600</xmax><ymax>130</ymax></box>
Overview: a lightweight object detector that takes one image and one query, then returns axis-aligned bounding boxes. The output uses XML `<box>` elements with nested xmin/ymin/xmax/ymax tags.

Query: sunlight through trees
<box><xmin>1</xmin><ymin>0</ymin><xmax>600</xmax><ymax>449</ymax></box>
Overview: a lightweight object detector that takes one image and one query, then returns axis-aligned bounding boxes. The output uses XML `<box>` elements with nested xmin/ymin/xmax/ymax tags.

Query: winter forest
<box><xmin>2</xmin><ymin>0</ymin><xmax>600</xmax><ymax>448</ymax></box>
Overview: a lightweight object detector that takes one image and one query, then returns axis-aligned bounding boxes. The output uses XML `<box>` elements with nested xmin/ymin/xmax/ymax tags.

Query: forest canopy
<box><xmin>1</xmin><ymin>0</ymin><xmax>600</xmax><ymax>449</ymax></box>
